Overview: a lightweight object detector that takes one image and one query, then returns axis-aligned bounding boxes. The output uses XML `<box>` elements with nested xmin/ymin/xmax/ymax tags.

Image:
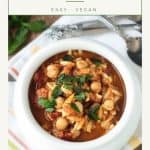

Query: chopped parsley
<box><xmin>75</xmin><ymin>92</ymin><xmax>86</xmax><ymax>102</ymax></box>
<box><xmin>38</xmin><ymin>98</ymin><xmax>56</xmax><ymax>109</ymax></box>
<box><xmin>57</xmin><ymin>74</ymin><xmax>74</xmax><ymax>85</ymax></box>
<box><xmin>38</xmin><ymin>86</ymin><xmax>62</xmax><ymax>112</ymax></box>
<box><xmin>45</xmin><ymin>107</ymin><xmax>55</xmax><ymax>112</ymax></box>
<box><xmin>75</xmin><ymin>74</ymin><xmax>92</xmax><ymax>85</ymax></box>
<box><xmin>88</xmin><ymin>104</ymin><xmax>100</xmax><ymax>121</ymax></box>
<box><xmin>91</xmin><ymin>58</ymin><xmax>101</xmax><ymax>66</ymax></box>
<box><xmin>51</xmin><ymin>85</ymin><xmax>63</xmax><ymax>98</ymax></box>
<box><xmin>70</xmin><ymin>103</ymin><xmax>80</xmax><ymax>113</ymax></box>
<box><xmin>57</xmin><ymin>74</ymin><xmax>92</xmax><ymax>87</ymax></box>
<box><xmin>63</xmin><ymin>83</ymin><xmax>74</xmax><ymax>90</ymax></box>
<box><xmin>63</xmin><ymin>54</ymin><xmax>74</xmax><ymax>61</ymax></box>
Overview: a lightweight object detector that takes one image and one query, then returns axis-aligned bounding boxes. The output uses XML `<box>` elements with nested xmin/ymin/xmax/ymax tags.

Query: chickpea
<box><xmin>76</xmin><ymin>60</ymin><xmax>88</xmax><ymax>69</ymax></box>
<box><xmin>55</xmin><ymin>97</ymin><xmax>64</xmax><ymax>109</ymax></box>
<box><xmin>91</xmin><ymin>81</ymin><xmax>101</xmax><ymax>93</ymax></box>
<box><xmin>47</xmin><ymin>64</ymin><xmax>60</xmax><ymax>79</ymax></box>
<box><xmin>103</xmin><ymin>100</ymin><xmax>114</xmax><ymax>111</ymax></box>
<box><xmin>75</xmin><ymin>102</ymin><xmax>83</xmax><ymax>114</ymax></box>
<box><xmin>56</xmin><ymin>117</ymin><xmax>68</xmax><ymax>130</ymax></box>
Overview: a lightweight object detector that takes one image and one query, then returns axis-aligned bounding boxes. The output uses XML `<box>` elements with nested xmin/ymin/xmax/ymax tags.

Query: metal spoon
<box><xmin>100</xmin><ymin>16</ymin><xmax>142</xmax><ymax>66</ymax></box>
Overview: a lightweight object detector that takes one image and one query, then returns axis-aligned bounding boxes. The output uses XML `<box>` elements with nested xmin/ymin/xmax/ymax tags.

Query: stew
<box><xmin>29</xmin><ymin>50</ymin><xmax>126</xmax><ymax>141</ymax></box>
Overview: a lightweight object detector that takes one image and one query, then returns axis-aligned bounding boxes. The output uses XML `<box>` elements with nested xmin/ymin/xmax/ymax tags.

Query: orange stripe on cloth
<box><xmin>8</xmin><ymin>129</ymin><xmax>29</xmax><ymax>150</ymax></box>
<box><xmin>10</xmin><ymin>67</ymin><xmax>19</xmax><ymax>76</ymax></box>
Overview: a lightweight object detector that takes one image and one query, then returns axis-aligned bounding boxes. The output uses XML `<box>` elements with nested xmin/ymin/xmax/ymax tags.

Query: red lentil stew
<box><xmin>29</xmin><ymin>50</ymin><xmax>126</xmax><ymax>141</ymax></box>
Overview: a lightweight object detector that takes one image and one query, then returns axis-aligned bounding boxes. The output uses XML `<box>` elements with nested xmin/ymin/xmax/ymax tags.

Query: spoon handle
<box><xmin>100</xmin><ymin>16</ymin><xmax>127</xmax><ymax>39</ymax></box>
<box><xmin>100</xmin><ymin>16</ymin><xmax>142</xmax><ymax>67</ymax></box>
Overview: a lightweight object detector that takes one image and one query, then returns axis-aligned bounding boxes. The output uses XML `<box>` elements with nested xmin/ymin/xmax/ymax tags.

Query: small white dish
<box><xmin>14</xmin><ymin>38</ymin><xmax>141</xmax><ymax>150</ymax></box>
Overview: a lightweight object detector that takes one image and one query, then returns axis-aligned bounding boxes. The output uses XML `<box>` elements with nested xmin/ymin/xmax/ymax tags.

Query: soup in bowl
<box><xmin>14</xmin><ymin>38</ymin><xmax>140</xmax><ymax>150</ymax></box>
<box><xmin>29</xmin><ymin>50</ymin><xmax>126</xmax><ymax>141</ymax></box>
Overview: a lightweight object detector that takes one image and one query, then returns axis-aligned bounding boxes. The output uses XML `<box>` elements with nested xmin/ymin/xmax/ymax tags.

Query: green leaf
<box><xmin>57</xmin><ymin>74</ymin><xmax>74</xmax><ymax>85</ymax></box>
<box><xmin>9</xmin><ymin>27</ymin><xmax>29</xmax><ymax>55</ymax></box>
<box><xmin>63</xmin><ymin>83</ymin><xmax>73</xmax><ymax>90</ymax></box>
<box><xmin>9</xmin><ymin>16</ymin><xmax>20</xmax><ymax>28</ymax></box>
<box><xmin>57</xmin><ymin>74</ymin><xmax>92</xmax><ymax>87</ymax></box>
<box><xmin>38</xmin><ymin>97</ymin><xmax>56</xmax><ymax>109</ymax></box>
<box><xmin>70</xmin><ymin>103</ymin><xmax>80</xmax><ymax>113</ymax></box>
<box><xmin>51</xmin><ymin>85</ymin><xmax>63</xmax><ymax>98</ymax></box>
<box><xmin>45</xmin><ymin>107</ymin><xmax>55</xmax><ymax>112</ymax></box>
<box><xmin>9</xmin><ymin>15</ymin><xmax>30</xmax><ymax>28</ymax></box>
<box><xmin>88</xmin><ymin>104</ymin><xmax>100</xmax><ymax>121</ymax></box>
<box><xmin>91</xmin><ymin>58</ymin><xmax>101</xmax><ymax>66</ymax></box>
<box><xmin>63</xmin><ymin>55</ymin><xmax>74</xmax><ymax>61</ymax></box>
<box><xmin>38</xmin><ymin>98</ymin><xmax>51</xmax><ymax>108</ymax></box>
<box><xmin>75</xmin><ymin>92</ymin><xmax>86</xmax><ymax>102</ymax></box>
<box><xmin>73</xmin><ymin>86</ymin><xmax>82</xmax><ymax>94</ymax></box>
<box><xmin>22</xmin><ymin>20</ymin><xmax>48</xmax><ymax>32</ymax></box>
<box><xmin>57</xmin><ymin>74</ymin><xmax>66</xmax><ymax>84</ymax></box>
<box><xmin>76</xmin><ymin>74</ymin><xmax>92</xmax><ymax>85</ymax></box>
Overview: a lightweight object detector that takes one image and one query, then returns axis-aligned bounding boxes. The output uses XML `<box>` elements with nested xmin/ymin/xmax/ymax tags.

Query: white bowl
<box><xmin>14</xmin><ymin>38</ymin><xmax>141</xmax><ymax>150</ymax></box>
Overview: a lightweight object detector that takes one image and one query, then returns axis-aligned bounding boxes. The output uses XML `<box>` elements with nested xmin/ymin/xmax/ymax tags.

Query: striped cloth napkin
<box><xmin>8</xmin><ymin>16</ymin><xmax>142</xmax><ymax>150</ymax></box>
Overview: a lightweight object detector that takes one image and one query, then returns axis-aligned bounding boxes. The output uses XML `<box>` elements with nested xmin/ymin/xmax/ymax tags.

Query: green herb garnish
<box><xmin>51</xmin><ymin>85</ymin><xmax>63</xmax><ymax>98</ymax></box>
<box><xmin>57</xmin><ymin>74</ymin><xmax>74</xmax><ymax>85</ymax></box>
<box><xmin>38</xmin><ymin>86</ymin><xmax>62</xmax><ymax>111</ymax></box>
<box><xmin>91</xmin><ymin>58</ymin><xmax>101</xmax><ymax>66</ymax></box>
<box><xmin>57</xmin><ymin>74</ymin><xmax>92</xmax><ymax>86</ymax></box>
<box><xmin>38</xmin><ymin>98</ymin><xmax>56</xmax><ymax>109</ymax></box>
<box><xmin>57</xmin><ymin>74</ymin><xmax>92</xmax><ymax>100</ymax></box>
<box><xmin>76</xmin><ymin>74</ymin><xmax>92</xmax><ymax>85</ymax></box>
<box><xmin>63</xmin><ymin>83</ymin><xmax>74</xmax><ymax>90</ymax></box>
<box><xmin>75</xmin><ymin>92</ymin><xmax>86</xmax><ymax>102</ymax></box>
<box><xmin>88</xmin><ymin>104</ymin><xmax>100</xmax><ymax>121</ymax></box>
<box><xmin>70</xmin><ymin>103</ymin><xmax>80</xmax><ymax>113</ymax></box>
<box><xmin>63</xmin><ymin>55</ymin><xmax>74</xmax><ymax>61</ymax></box>
<box><xmin>45</xmin><ymin>107</ymin><xmax>55</xmax><ymax>112</ymax></box>
<box><xmin>73</xmin><ymin>86</ymin><xmax>82</xmax><ymax>94</ymax></box>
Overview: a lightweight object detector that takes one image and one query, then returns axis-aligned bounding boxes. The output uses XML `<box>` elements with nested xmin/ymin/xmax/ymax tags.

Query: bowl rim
<box><xmin>14</xmin><ymin>38</ymin><xmax>141</xmax><ymax>149</ymax></box>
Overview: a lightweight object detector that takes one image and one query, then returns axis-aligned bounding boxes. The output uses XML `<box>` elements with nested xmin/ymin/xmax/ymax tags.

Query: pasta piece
<box><xmin>103</xmin><ymin>100</ymin><xmax>114</xmax><ymax>111</ymax></box>
<box><xmin>76</xmin><ymin>60</ymin><xmax>88</xmax><ymax>69</ymax></box>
